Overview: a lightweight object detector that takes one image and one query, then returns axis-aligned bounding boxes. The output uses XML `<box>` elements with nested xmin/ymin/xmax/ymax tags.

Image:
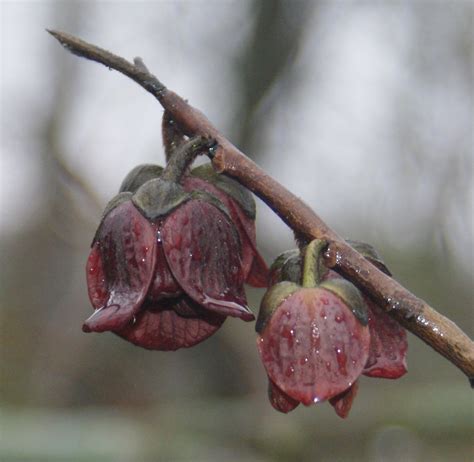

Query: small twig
<box><xmin>48</xmin><ymin>30</ymin><xmax>474</xmax><ymax>384</ymax></box>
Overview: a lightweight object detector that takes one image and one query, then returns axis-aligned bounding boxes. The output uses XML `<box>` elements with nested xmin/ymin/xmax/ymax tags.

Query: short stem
<box><xmin>160</xmin><ymin>136</ymin><xmax>216</xmax><ymax>183</ymax></box>
<box><xmin>302</xmin><ymin>239</ymin><xmax>327</xmax><ymax>288</ymax></box>
<box><xmin>162</xmin><ymin>111</ymin><xmax>186</xmax><ymax>162</ymax></box>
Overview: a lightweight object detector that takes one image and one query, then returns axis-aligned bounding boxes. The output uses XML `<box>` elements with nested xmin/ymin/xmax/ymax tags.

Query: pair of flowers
<box><xmin>84</xmin><ymin>129</ymin><xmax>407</xmax><ymax>417</ymax></box>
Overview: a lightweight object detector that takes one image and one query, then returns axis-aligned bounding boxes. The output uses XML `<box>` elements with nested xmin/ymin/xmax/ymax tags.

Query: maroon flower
<box><xmin>121</xmin><ymin>163</ymin><xmax>269</xmax><ymax>288</ymax></box>
<box><xmin>257</xmin><ymin>276</ymin><xmax>370</xmax><ymax>408</ymax></box>
<box><xmin>160</xmin><ymin>111</ymin><xmax>268</xmax><ymax>288</ymax></box>
<box><xmin>84</xmin><ymin>152</ymin><xmax>255</xmax><ymax>350</ymax></box>
<box><xmin>256</xmin><ymin>240</ymin><xmax>407</xmax><ymax>417</ymax></box>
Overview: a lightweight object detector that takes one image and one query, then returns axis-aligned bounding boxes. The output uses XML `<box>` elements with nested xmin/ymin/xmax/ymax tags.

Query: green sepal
<box><xmin>346</xmin><ymin>239</ymin><xmax>391</xmax><ymax>276</ymax></box>
<box><xmin>319</xmin><ymin>278</ymin><xmax>368</xmax><ymax>326</ymax></box>
<box><xmin>119</xmin><ymin>164</ymin><xmax>164</xmax><ymax>193</ymax></box>
<box><xmin>191</xmin><ymin>163</ymin><xmax>256</xmax><ymax>219</ymax></box>
<box><xmin>256</xmin><ymin>281</ymin><xmax>300</xmax><ymax>334</ymax></box>
<box><xmin>269</xmin><ymin>249</ymin><xmax>302</xmax><ymax>284</ymax></box>
<box><xmin>92</xmin><ymin>192</ymin><xmax>133</xmax><ymax>245</ymax></box>
<box><xmin>132</xmin><ymin>178</ymin><xmax>190</xmax><ymax>219</ymax></box>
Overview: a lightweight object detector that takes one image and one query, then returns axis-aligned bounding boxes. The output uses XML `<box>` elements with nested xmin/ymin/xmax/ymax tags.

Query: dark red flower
<box><xmin>256</xmin><ymin>278</ymin><xmax>370</xmax><ymax>406</ymax></box>
<box><xmin>120</xmin><ymin>163</ymin><xmax>269</xmax><ymax>288</ymax></box>
<box><xmin>84</xmin><ymin>173</ymin><xmax>254</xmax><ymax>350</ymax></box>
<box><xmin>256</xmin><ymin>240</ymin><xmax>407</xmax><ymax>417</ymax></box>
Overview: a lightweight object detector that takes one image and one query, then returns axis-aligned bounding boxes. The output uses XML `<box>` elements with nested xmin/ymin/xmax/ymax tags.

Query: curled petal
<box><xmin>162</xmin><ymin>199</ymin><xmax>254</xmax><ymax>321</ymax></box>
<box><xmin>257</xmin><ymin>288</ymin><xmax>370</xmax><ymax>405</ymax></box>
<box><xmin>268</xmin><ymin>378</ymin><xmax>300</xmax><ymax>413</ymax></box>
<box><xmin>116</xmin><ymin>297</ymin><xmax>225</xmax><ymax>350</ymax></box>
<box><xmin>86</xmin><ymin>242</ymin><xmax>108</xmax><ymax>309</ymax></box>
<box><xmin>329</xmin><ymin>381</ymin><xmax>359</xmax><ymax>419</ymax></box>
<box><xmin>83</xmin><ymin>201</ymin><xmax>157</xmax><ymax>333</ymax></box>
<box><xmin>363</xmin><ymin>302</ymin><xmax>408</xmax><ymax>379</ymax></box>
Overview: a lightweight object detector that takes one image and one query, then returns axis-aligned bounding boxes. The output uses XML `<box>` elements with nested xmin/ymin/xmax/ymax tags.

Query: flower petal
<box><xmin>363</xmin><ymin>302</ymin><xmax>408</xmax><ymax>379</ymax></box>
<box><xmin>329</xmin><ymin>381</ymin><xmax>359</xmax><ymax>419</ymax></box>
<box><xmin>257</xmin><ymin>287</ymin><xmax>370</xmax><ymax>404</ymax></box>
<box><xmin>183</xmin><ymin>176</ymin><xmax>268</xmax><ymax>287</ymax></box>
<box><xmin>324</xmin><ymin>270</ymin><xmax>408</xmax><ymax>379</ymax></box>
<box><xmin>86</xmin><ymin>242</ymin><xmax>108</xmax><ymax>309</ymax></box>
<box><xmin>83</xmin><ymin>201</ymin><xmax>157</xmax><ymax>333</ymax></box>
<box><xmin>162</xmin><ymin>199</ymin><xmax>254</xmax><ymax>321</ymax></box>
<box><xmin>116</xmin><ymin>297</ymin><xmax>225</xmax><ymax>350</ymax></box>
<box><xmin>147</xmin><ymin>237</ymin><xmax>182</xmax><ymax>301</ymax></box>
<box><xmin>228</xmin><ymin>199</ymin><xmax>269</xmax><ymax>288</ymax></box>
<box><xmin>267</xmin><ymin>378</ymin><xmax>300</xmax><ymax>413</ymax></box>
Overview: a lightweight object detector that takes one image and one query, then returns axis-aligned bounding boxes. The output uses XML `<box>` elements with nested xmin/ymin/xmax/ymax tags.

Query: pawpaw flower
<box><xmin>121</xmin><ymin>163</ymin><xmax>269</xmax><ymax>288</ymax></box>
<box><xmin>84</xmin><ymin>137</ymin><xmax>254</xmax><ymax>350</ymax></box>
<box><xmin>256</xmin><ymin>239</ymin><xmax>407</xmax><ymax>418</ymax></box>
<box><xmin>159</xmin><ymin>111</ymin><xmax>268</xmax><ymax>288</ymax></box>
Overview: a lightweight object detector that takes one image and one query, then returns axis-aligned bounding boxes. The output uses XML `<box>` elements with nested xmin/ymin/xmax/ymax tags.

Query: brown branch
<box><xmin>48</xmin><ymin>30</ymin><xmax>474</xmax><ymax>384</ymax></box>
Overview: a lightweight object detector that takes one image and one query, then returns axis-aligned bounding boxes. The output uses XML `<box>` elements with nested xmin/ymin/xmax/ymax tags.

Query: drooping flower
<box><xmin>159</xmin><ymin>110</ymin><xmax>268</xmax><ymax>288</ymax></box>
<box><xmin>256</xmin><ymin>239</ymin><xmax>407</xmax><ymax>417</ymax></box>
<box><xmin>256</xmin><ymin>240</ymin><xmax>370</xmax><ymax>410</ymax></box>
<box><xmin>120</xmin><ymin>163</ymin><xmax>269</xmax><ymax>288</ymax></box>
<box><xmin>84</xmin><ymin>137</ymin><xmax>254</xmax><ymax>350</ymax></box>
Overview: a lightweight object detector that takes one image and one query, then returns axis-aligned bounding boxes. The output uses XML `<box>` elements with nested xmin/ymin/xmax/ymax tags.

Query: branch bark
<box><xmin>48</xmin><ymin>30</ymin><xmax>474</xmax><ymax>384</ymax></box>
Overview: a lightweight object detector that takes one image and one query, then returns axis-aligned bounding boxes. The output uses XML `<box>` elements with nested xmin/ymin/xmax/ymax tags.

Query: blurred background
<box><xmin>1</xmin><ymin>1</ymin><xmax>473</xmax><ymax>461</ymax></box>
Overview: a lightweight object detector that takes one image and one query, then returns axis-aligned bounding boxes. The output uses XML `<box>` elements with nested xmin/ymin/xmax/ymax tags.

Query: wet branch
<box><xmin>48</xmin><ymin>30</ymin><xmax>474</xmax><ymax>384</ymax></box>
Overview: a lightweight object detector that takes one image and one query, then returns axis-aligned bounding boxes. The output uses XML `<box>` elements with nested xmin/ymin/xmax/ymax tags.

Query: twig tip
<box><xmin>46</xmin><ymin>29</ymin><xmax>60</xmax><ymax>39</ymax></box>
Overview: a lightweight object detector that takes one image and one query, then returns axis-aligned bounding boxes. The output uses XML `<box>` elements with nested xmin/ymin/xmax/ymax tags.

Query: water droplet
<box><xmin>281</xmin><ymin>326</ymin><xmax>295</xmax><ymax>347</ymax></box>
<box><xmin>285</xmin><ymin>365</ymin><xmax>295</xmax><ymax>377</ymax></box>
<box><xmin>335</xmin><ymin>346</ymin><xmax>347</xmax><ymax>375</ymax></box>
